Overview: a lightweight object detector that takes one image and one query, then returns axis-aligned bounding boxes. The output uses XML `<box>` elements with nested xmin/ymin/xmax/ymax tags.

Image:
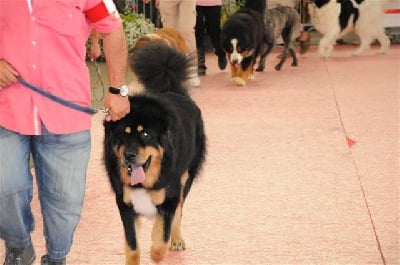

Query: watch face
<box><xmin>120</xmin><ymin>85</ymin><xmax>129</xmax><ymax>96</ymax></box>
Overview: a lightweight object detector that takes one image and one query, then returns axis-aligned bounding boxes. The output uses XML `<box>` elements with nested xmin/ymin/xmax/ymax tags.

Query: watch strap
<box><xmin>108</xmin><ymin>86</ymin><xmax>120</xmax><ymax>95</ymax></box>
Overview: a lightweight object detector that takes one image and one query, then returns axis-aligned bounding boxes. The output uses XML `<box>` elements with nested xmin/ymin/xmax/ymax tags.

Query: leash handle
<box><xmin>17</xmin><ymin>76</ymin><xmax>98</xmax><ymax>115</ymax></box>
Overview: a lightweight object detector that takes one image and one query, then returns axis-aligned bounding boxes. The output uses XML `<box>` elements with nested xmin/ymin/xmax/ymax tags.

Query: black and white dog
<box><xmin>308</xmin><ymin>0</ymin><xmax>391</xmax><ymax>57</ymax></box>
<box><xmin>264</xmin><ymin>5</ymin><xmax>310</xmax><ymax>71</ymax></box>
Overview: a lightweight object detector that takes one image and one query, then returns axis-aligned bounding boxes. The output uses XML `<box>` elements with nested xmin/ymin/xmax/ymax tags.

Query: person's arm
<box><xmin>89</xmin><ymin>30</ymin><xmax>102</xmax><ymax>61</ymax></box>
<box><xmin>102</xmin><ymin>25</ymin><xmax>130</xmax><ymax>122</ymax></box>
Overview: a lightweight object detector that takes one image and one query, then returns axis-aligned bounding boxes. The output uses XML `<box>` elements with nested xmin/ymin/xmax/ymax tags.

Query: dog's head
<box><xmin>221</xmin><ymin>14</ymin><xmax>257</xmax><ymax>67</ymax></box>
<box><xmin>104</xmin><ymin>96</ymin><xmax>173</xmax><ymax>189</ymax></box>
<box><xmin>222</xmin><ymin>37</ymin><xmax>255</xmax><ymax>67</ymax></box>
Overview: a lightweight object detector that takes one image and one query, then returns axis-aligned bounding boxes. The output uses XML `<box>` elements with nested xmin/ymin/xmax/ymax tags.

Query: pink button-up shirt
<box><xmin>0</xmin><ymin>0</ymin><xmax>122</xmax><ymax>135</ymax></box>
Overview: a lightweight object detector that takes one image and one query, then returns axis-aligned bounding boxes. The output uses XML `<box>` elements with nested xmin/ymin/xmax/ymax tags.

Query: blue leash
<box><xmin>17</xmin><ymin>76</ymin><xmax>107</xmax><ymax>115</ymax></box>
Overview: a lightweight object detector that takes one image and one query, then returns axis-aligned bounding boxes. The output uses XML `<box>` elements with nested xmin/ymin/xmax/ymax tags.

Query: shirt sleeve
<box><xmin>84</xmin><ymin>0</ymin><xmax>123</xmax><ymax>34</ymax></box>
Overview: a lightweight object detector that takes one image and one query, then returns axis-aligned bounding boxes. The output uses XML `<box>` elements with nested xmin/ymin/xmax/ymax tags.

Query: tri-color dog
<box><xmin>221</xmin><ymin>0</ymin><xmax>268</xmax><ymax>86</ymax></box>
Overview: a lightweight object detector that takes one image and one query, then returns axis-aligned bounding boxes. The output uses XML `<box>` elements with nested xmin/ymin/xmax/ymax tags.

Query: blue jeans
<box><xmin>0</xmin><ymin>125</ymin><xmax>91</xmax><ymax>259</ymax></box>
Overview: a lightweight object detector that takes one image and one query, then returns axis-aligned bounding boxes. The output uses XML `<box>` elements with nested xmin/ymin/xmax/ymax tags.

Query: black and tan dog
<box><xmin>221</xmin><ymin>0</ymin><xmax>269</xmax><ymax>86</ymax></box>
<box><xmin>103</xmin><ymin>43</ymin><xmax>206</xmax><ymax>265</ymax></box>
<box><xmin>264</xmin><ymin>5</ymin><xmax>310</xmax><ymax>70</ymax></box>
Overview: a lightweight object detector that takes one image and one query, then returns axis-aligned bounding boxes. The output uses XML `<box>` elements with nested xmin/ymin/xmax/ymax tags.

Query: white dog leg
<box><xmin>352</xmin><ymin>37</ymin><xmax>371</xmax><ymax>56</ymax></box>
<box><xmin>318</xmin><ymin>35</ymin><xmax>335</xmax><ymax>58</ymax></box>
<box><xmin>376</xmin><ymin>32</ymin><xmax>390</xmax><ymax>54</ymax></box>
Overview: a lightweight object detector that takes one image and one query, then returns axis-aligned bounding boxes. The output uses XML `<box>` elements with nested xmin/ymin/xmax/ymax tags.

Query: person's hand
<box><xmin>103</xmin><ymin>93</ymin><xmax>130</xmax><ymax>122</ymax></box>
<box><xmin>89</xmin><ymin>43</ymin><xmax>101</xmax><ymax>61</ymax></box>
<box><xmin>0</xmin><ymin>60</ymin><xmax>19</xmax><ymax>89</ymax></box>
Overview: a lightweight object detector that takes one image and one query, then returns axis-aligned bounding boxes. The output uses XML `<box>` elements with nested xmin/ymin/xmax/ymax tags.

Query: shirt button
<box><xmin>32</xmin><ymin>65</ymin><xmax>37</xmax><ymax>69</ymax></box>
<box><xmin>32</xmin><ymin>40</ymin><xmax>37</xmax><ymax>46</ymax></box>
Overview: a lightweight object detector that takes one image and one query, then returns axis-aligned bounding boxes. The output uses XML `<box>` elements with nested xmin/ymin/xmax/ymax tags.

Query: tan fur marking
<box><xmin>141</xmin><ymin>146</ymin><xmax>164</xmax><ymax>188</ymax></box>
<box><xmin>150</xmin><ymin>215</ymin><xmax>169</xmax><ymax>263</ymax></box>
<box><xmin>136</xmin><ymin>125</ymin><xmax>143</xmax><ymax>132</ymax></box>
<box><xmin>170</xmin><ymin>203</ymin><xmax>185</xmax><ymax>251</ymax></box>
<box><xmin>125</xmin><ymin>126</ymin><xmax>132</xmax><ymax>134</ymax></box>
<box><xmin>241</xmin><ymin>62</ymin><xmax>254</xmax><ymax>81</ymax></box>
<box><xmin>147</xmin><ymin>188</ymin><xmax>166</xmax><ymax>205</ymax></box>
<box><xmin>133</xmin><ymin>28</ymin><xmax>189</xmax><ymax>55</ymax></box>
<box><xmin>123</xmin><ymin>185</ymin><xmax>131</xmax><ymax>205</ymax></box>
<box><xmin>170</xmin><ymin>171</ymin><xmax>188</xmax><ymax>251</ymax></box>
<box><xmin>114</xmin><ymin>146</ymin><xmax>131</xmax><ymax>185</ymax></box>
<box><xmin>180</xmin><ymin>171</ymin><xmax>189</xmax><ymax>187</ymax></box>
<box><xmin>155</xmin><ymin>28</ymin><xmax>190</xmax><ymax>54</ymax></box>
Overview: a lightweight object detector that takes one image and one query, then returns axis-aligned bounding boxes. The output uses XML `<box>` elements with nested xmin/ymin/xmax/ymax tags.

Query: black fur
<box><xmin>337</xmin><ymin>0</ymin><xmax>360</xmax><ymax>30</ymax></box>
<box><xmin>313</xmin><ymin>0</ymin><xmax>330</xmax><ymax>8</ymax></box>
<box><xmin>103</xmin><ymin>43</ymin><xmax>206</xmax><ymax>262</ymax></box>
<box><xmin>221</xmin><ymin>0</ymin><xmax>269</xmax><ymax>73</ymax></box>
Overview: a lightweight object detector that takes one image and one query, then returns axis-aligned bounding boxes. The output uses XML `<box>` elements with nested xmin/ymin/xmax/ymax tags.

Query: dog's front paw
<box><xmin>170</xmin><ymin>238</ymin><xmax>186</xmax><ymax>251</ymax></box>
<box><xmin>232</xmin><ymin>77</ymin><xmax>246</xmax><ymax>86</ymax></box>
<box><xmin>150</xmin><ymin>244</ymin><xmax>168</xmax><ymax>263</ymax></box>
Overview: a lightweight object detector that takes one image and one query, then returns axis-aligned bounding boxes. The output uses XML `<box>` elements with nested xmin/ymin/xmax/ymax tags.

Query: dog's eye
<box><xmin>140</xmin><ymin>131</ymin><xmax>150</xmax><ymax>141</ymax></box>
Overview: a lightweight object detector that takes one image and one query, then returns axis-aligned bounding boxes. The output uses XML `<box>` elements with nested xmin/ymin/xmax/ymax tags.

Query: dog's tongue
<box><xmin>130</xmin><ymin>165</ymin><xmax>145</xmax><ymax>185</ymax></box>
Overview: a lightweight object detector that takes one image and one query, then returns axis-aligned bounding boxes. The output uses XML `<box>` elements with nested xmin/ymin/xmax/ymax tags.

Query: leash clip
<box><xmin>97</xmin><ymin>107</ymin><xmax>110</xmax><ymax>114</ymax></box>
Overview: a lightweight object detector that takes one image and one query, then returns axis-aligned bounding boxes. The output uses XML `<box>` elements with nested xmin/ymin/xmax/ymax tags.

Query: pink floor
<box><xmin>1</xmin><ymin>44</ymin><xmax>399</xmax><ymax>264</ymax></box>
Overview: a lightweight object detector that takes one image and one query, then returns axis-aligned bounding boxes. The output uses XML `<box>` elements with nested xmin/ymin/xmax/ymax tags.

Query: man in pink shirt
<box><xmin>0</xmin><ymin>0</ymin><xmax>130</xmax><ymax>264</ymax></box>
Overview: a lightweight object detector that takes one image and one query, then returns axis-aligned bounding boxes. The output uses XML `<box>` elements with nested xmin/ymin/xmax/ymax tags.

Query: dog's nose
<box><xmin>124</xmin><ymin>150</ymin><xmax>137</xmax><ymax>162</ymax></box>
<box><xmin>232</xmin><ymin>58</ymin><xmax>238</xmax><ymax>65</ymax></box>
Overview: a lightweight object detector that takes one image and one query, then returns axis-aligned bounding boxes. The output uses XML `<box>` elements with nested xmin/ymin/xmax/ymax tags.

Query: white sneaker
<box><xmin>187</xmin><ymin>66</ymin><xmax>201</xmax><ymax>87</ymax></box>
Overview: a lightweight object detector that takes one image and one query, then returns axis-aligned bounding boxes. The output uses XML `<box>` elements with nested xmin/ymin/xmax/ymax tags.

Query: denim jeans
<box><xmin>0</xmin><ymin>125</ymin><xmax>91</xmax><ymax>259</ymax></box>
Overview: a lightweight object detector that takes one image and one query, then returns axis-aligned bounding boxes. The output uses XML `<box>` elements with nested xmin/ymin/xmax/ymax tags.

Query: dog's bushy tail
<box><xmin>244</xmin><ymin>0</ymin><xmax>266</xmax><ymax>13</ymax></box>
<box><xmin>129</xmin><ymin>43</ymin><xmax>190</xmax><ymax>96</ymax></box>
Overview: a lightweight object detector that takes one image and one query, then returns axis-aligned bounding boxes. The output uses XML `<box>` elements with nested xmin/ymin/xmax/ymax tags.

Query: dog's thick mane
<box><xmin>129</xmin><ymin>43</ymin><xmax>190</xmax><ymax>97</ymax></box>
<box><xmin>243</xmin><ymin>0</ymin><xmax>266</xmax><ymax>14</ymax></box>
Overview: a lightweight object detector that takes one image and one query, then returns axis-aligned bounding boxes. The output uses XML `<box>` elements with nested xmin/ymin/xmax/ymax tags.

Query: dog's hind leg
<box><xmin>289</xmin><ymin>47</ymin><xmax>298</xmax><ymax>67</ymax></box>
<box><xmin>170</xmin><ymin>171</ymin><xmax>189</xmax><ymax>251</ymax></box>
<box><xmin>170</xmin><ymin>203</ymin><xmax>186</xmax><ymax>251</ymax></box>
<box><xmin>376</xmin><ymin>31</ymin><xmax>390</xmax><ymax>54</ymax></box>
<box><xmin>352</xmin><ymin>31</ymin><xmax>374</xmax><ymax>56</ymax></box>
<box><xmin>275</xmin><ymin>43</ymin><xmax>289</xmax><ymax>70</ymax></box>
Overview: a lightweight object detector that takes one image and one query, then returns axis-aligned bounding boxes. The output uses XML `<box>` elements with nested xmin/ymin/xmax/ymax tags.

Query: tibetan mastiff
<box><xmin>221</xmin><ymin>0</ymin><xmax>270</xmax><ymax>86</ymax></box>
<box><xmin>308</xmin><ymin>0</ymin><xmax>391</xmax><ymax>57</ymax></box>
<box><xmin>103</xmin><ymin>43</ymin><xmax>206</xmax><ymax>265</ymax></box>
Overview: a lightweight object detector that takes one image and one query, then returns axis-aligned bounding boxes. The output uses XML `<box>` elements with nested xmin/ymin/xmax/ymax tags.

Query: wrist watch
<box><xmin>109</xmin><ymin>85</ymin><xmax>129</xmax><ymax>97</ymax></box>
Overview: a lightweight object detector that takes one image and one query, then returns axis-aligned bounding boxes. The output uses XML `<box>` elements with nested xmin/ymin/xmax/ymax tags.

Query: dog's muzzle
<box><xmin>126</xmin><ymin>156</ymin><xmax>152</xmax><ymax>186</ymax></box>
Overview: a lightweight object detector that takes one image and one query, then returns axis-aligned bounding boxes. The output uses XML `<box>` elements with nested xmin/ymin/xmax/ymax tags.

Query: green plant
<box><xmin>121</xmin><ymin>12</ymin><xmax>155</xmax><ymax>49</ymax></box>
<box><xmin>86</xmin><ymin>12</ymin><xmax>155</xmax><ymax>61</ymax></box>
